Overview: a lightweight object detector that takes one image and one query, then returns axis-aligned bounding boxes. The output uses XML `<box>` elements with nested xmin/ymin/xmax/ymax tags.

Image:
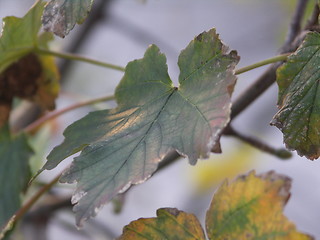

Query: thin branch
<box><xmin>25</xmin><ymin>197</ymin><xmax>71</xmax><ymax>220</ymax></box>
<box><xmin>283</xmin><ymin>0</ymin><xmax>309</xmax><ymax>52</ymax></box>
<box><xmin>23</xmin><ymin>95</ymin><xmax>115</xmax><ymax>134</ymax></box>
<box><xmin>235</xmin><ymin>53</ymin><xmax>289</xmax><ymax>75</ymax></box>
<box><xmin>38</xmin><ymin>46</ymin><xmax>288</xmax><ymax>79</ymax></box>
<box><xmin>11</xmin><ymin>173</ymin><xmax>62</xmax><ymax>228</ymax></box>
<box><xmin>36</xmin><ymin>48</ymin><xmax>125</xmax><ymax>72</ymax></box>
<box><xmin>59</xmin><ymin>0</ymin><xmax>114</xmax><ymax>76</ymax></box>
<box><xmin>231</xmin><ymin>0</ymin><xmax>310</xmax><ymax>120</ymax></box>
<box><xmin>305</xmin><ymin>2</ymin><xmax>320</xmax><ymax>30</ymax></box>
<box><xmin>231</xmin><ymin>63</ymin><xmax>280</xmax><ymax>119</ymax></box>
<box><xmin>224</xmin><ymin>126</ymin><xmax>292</xmax><ymax>159</ymax></box>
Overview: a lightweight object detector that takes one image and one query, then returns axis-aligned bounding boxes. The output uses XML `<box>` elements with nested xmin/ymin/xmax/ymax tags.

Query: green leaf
<box><xmin>119</xmin><ymin>208</ymin><xmax>206</xmax><ymax>240</ymax></box>
<box><xmin>271</xmin><ymin>32</ymin><xmax>320</xmax><ymax>159</ymax></box>
<box><xmin>42</xmin><ymin>0</ymin><xmax>94</xmax><ymax>38</ymax></box>
<box><xmin>0</xmin><ymin>1</ymin><xmax>59</xmax><ymax>127</ymax></box>
<box><xmin>206</xmin><ymin>171</ymin><xmax>313</xmax><ymax>240</ymax></box>
<box><xmin>0</xmin><ymin>127</ymin><xmax>33</xmax><ymax>233</ymax></box>
<box><xmin>43</xmin><ymin>29</ymin><xmax>239</xmax><ymax>226</ymax></box>
<box><xmin>0</xmin><ymin>1</ymin><xmax>45</xmax><ymax>73</ymax></box>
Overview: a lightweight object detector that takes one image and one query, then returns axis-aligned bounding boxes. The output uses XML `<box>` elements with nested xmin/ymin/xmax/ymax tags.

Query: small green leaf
<box><xmin>206</xmin><ymin>171</ymin><xmax>313</xmax><ymax>240</ymax></box>
<box><xmin>42</xmin><ymin>0</ymin><xmax>94</xmax><ymax>38</ymax></box>
<box><xmin>43</xmin><ymin>29</ymin><xmax>239</xmax><ymax>226</ymax></box>
<box><xmin>0</xmin><ymin>127</ymin><xmax>33</xmax><ymax>233</ymax></box>
<box><xmin>0</xmin><ymin>1</ymin><xmax>45</xmax><ymax>73</ymax></box>
<box><xmin>271</xmin><ymin>32</ymin><xmax>320</xmax><ymax>160</ymax></box>
<box><xmin>119</xmin><ymin>208</ymin><xmax>206</xmax><ymax>240</ymax></box>
<box><xmin>0</xmin><ymin>1</ymin><xmax>59</xmax><ymax>127</ymax></box>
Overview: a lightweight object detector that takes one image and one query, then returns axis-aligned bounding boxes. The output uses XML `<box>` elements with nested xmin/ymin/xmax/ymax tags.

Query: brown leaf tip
<box><xmin>158</xmin><ymin>208</ymin><xmax>181</xmax><ymax>217</ymax></box>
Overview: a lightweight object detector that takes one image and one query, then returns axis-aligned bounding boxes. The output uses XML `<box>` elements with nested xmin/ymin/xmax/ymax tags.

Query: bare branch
<box><xmin>224</xmin><ymin>126</ymin><xmax>292</xmax><ymax>159</ymax></box>
<box><xmin>305</xmin><ymin>2</ymin><xmax>320</xmax><ymax>31</ymax></box>
<box><xmin>283</xmin><ymin>0</ymin><xmax>309</xmax><ymax>52</ymax></box>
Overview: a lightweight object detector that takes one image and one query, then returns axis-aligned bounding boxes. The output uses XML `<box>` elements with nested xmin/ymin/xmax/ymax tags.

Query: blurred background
<box><xmin>1</xmin><ymin>0</ymin><xmax>320</xmax><ymax>239</ymax></box>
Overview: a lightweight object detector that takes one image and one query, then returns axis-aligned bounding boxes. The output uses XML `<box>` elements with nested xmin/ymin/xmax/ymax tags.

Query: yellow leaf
<box><xmin>188</xmin><ymin>143</ymin><xmax>255</xmax><ymax>193</ymax></box>
<box><xmin>119</xmin><ymin>208</ymin><xmax>206</xmax><ymax>240</ymax></box>
<box><xmin>206</xmin><ymin>171</ymin><xmax>313</xmax><ymax>240</ymax></box>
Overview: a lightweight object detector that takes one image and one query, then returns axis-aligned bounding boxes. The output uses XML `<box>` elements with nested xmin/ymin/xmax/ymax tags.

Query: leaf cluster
<box><xmin>0</xmin><ymin>0</ymin><xmax>319</xmax><ymax>239</ymax></box>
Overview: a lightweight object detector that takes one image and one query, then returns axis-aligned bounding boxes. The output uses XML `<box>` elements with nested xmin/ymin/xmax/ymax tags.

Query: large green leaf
<box><xmin>119</xmin><ymin>208</ymin><xmax>206</xmax><ymax>240</ymax></box>
<box><xmin>42</xmin><ymin>0</ymin><xmax>94</xmax><ymax>38</ymax></box>
<box><xmin>0</xmin><ymin>1</ymin><xmax>59</xmax><ymax>127</ymax></box>
<box><xmin>43</xmin><ymin>29</ymin><xmax>239</xmax><ymax>226</ymax></box>
<box><xmin>0</xmin><ymin>127</ymin><xmax>33</xmax><ymax>233</ymax></box>
<box><xmin>271</xmin><ymin>32</ymin><xmax>320</xmax><ymax>159</ymax></box>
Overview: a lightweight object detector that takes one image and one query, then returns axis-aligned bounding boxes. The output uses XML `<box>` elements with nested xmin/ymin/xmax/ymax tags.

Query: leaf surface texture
<box><xmin>42</xmin><ymin>0</ymin><xmax>94</xmax><ymax>37</ymax></box>
<box><xmin>206</xmin><ymin>171</ymin><xmax>313</xmax><ymax>240</ymax></box>
<box><xmin>271</xmin><ymin>32</ymin><xmax>320</xmax><ymax>159</ymax></box>
<box><xmin>44</xmin><ymin>29</ymin><xmax>239</xmax><ymax>226</ymax></box>
<box><xmin>119</xmin><ymin>208</ymin><xmax>206</xmax><ymax>240</ymax></box>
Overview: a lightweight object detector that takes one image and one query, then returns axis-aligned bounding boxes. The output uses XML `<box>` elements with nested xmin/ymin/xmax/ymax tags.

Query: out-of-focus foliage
<box><xmin>42</xmin><ymin>0</ymin><xmax>94</xmax><ymax>38</ymax></box>
<box><xmin>0</xmin><ymin>1</ymin><xmax>59</xmax><ymax>128</ymax></box>
<box><xmin>188</xmin><ymin>143</ymin><xmax>255</xmax><ymax>193</ymax></box>
<box><xmin>0</xmin><ymin>127</ymin><xmax>32</xmax><ymax>235</ymax></box>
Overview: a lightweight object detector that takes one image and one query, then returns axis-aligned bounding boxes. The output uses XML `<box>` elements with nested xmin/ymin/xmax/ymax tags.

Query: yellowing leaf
<box><xmin>0</xmin><ymin>1</ymin><xmax>59</xmax><ymax>127</ymax></box>
<box><xmin>271</xmin><ymin>32</ymin><xmax>320</xmax><ymax>159</ymax></box>
<box><xmin>206</xmin><ymin>171</ymin><xmax>313</xmax><ymax>240</ymax></box>
<box><xmin>118</xmin><ymin>171</ymin><xmax>313</xmax><ymax>240</ymax></box>
<box><xmin>119</xmin><ymin>208</ymin><xmax>205</xmax><ymax>240</ymax></box>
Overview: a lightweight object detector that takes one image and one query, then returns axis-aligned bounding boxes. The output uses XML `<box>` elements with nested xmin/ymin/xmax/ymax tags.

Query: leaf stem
<box><xmin>235</xmin><ymin>53</ymin><xmax>290</xmax><ymax>75</ymax></box>
<box><xmin>224</xmin><ymin>126</ymin><xmax>292</xmax><ymax>159</ymax></box>
<box><xmin>37</xmin><ymin>47</ymin><xmax>289</xmax><ymax>76</ymax></box>
<box><xmin>10</xmin><ymin>173</ymin><xmax>61</xmax><ymax>231</ymax></box>
<box><xmin>23</xmin><ymin>95</ymin><xmax>115</xmax><ymax>134</ymax></box>
<box><xmin>36</xmin><ymin>48</ymin><xmax>126</xmax><ymax>72</ymax></box>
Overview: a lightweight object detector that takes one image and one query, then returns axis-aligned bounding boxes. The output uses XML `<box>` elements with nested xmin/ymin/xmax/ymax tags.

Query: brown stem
<box><xmin>10</xmin><ymin>174</ymin><xmax>61</xmax><ymax>229</ymax></box>
<box><xmin>283</xmin><ymin>0</ymin><xmax>309</xmax><ymax>52</ymax></box>
<box><xmin>224</xmin><ymin>126</ymin><xmax>292</xmax><ymax>159</ymax></box>
<box><xmin>232</xmin><ymin>0</ymin><xmax>309</xmax><ymax>120</ymax></box>
<box><xmin>22</xmin><ymin>95</ymin><xmax>115</xmax><ymax>134</ymax></box>
<box><xmin>305</xmin><ymin>2</ymin><xmax>320</xmax><ymax>30</ymax></box>
<box><xmin>24</xmin><ymin>197</ymin><xmax>72</xmax><ymax>220</ymax></box>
